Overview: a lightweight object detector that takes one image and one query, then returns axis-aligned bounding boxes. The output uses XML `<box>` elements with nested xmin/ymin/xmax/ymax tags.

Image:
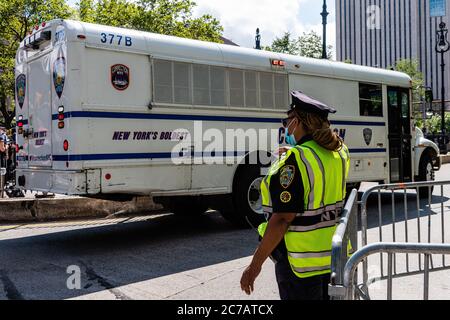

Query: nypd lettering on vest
<box><xmin>111</xmin><ymin>64</ymin><xmax>130</xmax><ymax>91</ymax></box>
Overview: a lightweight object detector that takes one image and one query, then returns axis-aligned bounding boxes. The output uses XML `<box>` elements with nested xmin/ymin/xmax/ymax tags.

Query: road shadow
<box><xmin>358</xmin><ymin>191</ymin><xmax>450</xmax><ymax>230</ymax></box>
<box><xmin>0</xmin><ymin>211</ymin><xmax>259</xmax><ymax>300</ymax></box>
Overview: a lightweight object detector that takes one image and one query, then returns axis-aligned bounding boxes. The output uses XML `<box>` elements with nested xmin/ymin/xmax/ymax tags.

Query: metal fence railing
<box><xmin>343</xmin><ymin>243</ymin><xmax>450</xmax><ymax>300</ymax></box>
<box><xmin>328</xmin><ymin>189</ymin><xmax>358</xmax><ymax>300</ymax></box>
<box><xmin>330</xmin><ymin>180</ymin><xmax>450</xmax><ymax>300</ymax></box>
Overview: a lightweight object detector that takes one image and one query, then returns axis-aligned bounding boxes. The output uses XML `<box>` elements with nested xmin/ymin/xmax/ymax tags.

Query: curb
<box><xmin>441</xmin><ymin>155</ymin><xmax>450</xmax><ymax>165</ymax></box>
<box><xmin>0</xmin><ymin>196</ymin><xmax>162</xmax><ymax>222</ymax></box>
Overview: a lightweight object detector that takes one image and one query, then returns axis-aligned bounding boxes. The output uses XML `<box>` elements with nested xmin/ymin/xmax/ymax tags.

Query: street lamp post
<box><xmin>436</xmin><ymin>22</ymin><xmax>450</xmax><ymax>154</ymax></box>
<box><xmin>321</xmin><ymin>0</ymin><xmax>329</xmax><ymax>59</ymax></box>
<box><xmin>255</xmin><ymin>28</ymin><xmax>261</xmax><ymax>50</ymax></box>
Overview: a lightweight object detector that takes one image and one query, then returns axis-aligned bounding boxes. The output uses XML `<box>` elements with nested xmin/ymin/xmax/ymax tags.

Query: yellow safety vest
<box><xmin>259</xmin><ymin>139</ymin><xmax>350</xmax><ymax>279</ymax></box>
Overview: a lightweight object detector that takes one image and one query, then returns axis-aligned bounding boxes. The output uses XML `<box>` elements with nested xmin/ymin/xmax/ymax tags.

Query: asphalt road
<box><xmin>0</xmin><ymin>165</ymin><xmax>450</xmax><ymax>300</ymax></box>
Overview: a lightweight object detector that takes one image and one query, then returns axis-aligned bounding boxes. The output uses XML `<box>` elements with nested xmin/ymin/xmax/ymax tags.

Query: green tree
<box><xmin>0</xmin><ymin>0</ymin><xmax>74</xmax><ymax>129</ymax></box>
<box><xmin>298</xmin><ymin>30</ymin><xmax>332</xmax><ymax>59</ymax></box>
<box><xmin>265</xmin><ymin>32</ymin><xmax>300</xmax><ymax>55</ymax></box>
<box><xmin>75</xmin><ymin>0</ymin><xmax>224</xmax><ymax>43</ymax></box>
<box><xmin>390</xmin><ymin>59</ymin><xmax>425</xmax><ymax>103</ymax></box>
<box><xmin>265</xmin><ymin>30</ymin><xmax>332</xmax><ymax>59</ymax></box>
<box><xmin>416</xmin><ymin>113</ymin><xmax>450</xmax><ymax>134</ymax></box>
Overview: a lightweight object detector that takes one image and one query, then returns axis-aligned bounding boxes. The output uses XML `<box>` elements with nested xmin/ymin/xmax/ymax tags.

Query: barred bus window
<box><xmin>274</xmin><ymin>74</ymin><xmax>288</xmax><ymax>108</ymax></box>
<box><xmin>173</xmin><ymin>62</ymin><xmax>191</xmax><ymax>104</ymax></box>
<box><xmin>193</xmin><ymin>64</ymin><xmax>211</xmax><ymax>105</ymax></box>
<box><xmin>229</xmin><ymin>69</ymin><xmax>245</xmax><ymax>107</ymax></box>
<box><xmin>260</xmin><ymin>72</ymin><xmax>275</xmax><ymax>109</ymax></box>
<box><xmin>359</xmin><ymin>83</ymin><xmax>383</xmax><ymax>117</ymax></box>
<box><xmin>245</xmin><ymin>71</ymin><xmax>258</xmax><ymax>108</ymax></box>
<box><xmin>211</xmin><ymin>67</ymin><xmax>226</xmax><ymax>106</ymax></box>
<box><xmin>154</xmin><ymin>60</ymin><xmax>173</xmax><ymax>103</ymax></box>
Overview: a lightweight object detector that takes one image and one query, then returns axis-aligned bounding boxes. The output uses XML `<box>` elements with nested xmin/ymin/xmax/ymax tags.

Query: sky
<box><xmin>193</xmin><ymin>0</ymin><xmax>336</xmax><ymax>57</ymax></box>
<box><xmin>67</xmin><ymin>0</ymin><xmax>337</xmax><ymax>58</ymax></box>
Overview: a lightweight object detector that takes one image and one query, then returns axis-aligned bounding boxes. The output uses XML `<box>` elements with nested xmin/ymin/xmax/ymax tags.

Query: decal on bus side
<box><xmin>16</xmin><ymin>74</ymin><xmax>26</xmax><ymax>108</ymax></box>
<box><xmin>100</xmin><ymin>33</ymin><xmax>132</xmax><ymax>47</ymax></box>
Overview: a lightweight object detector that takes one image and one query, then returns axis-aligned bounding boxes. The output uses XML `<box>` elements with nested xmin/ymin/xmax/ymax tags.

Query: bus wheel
<box><xmin>158</xmin><ymin>196</ymin><xmax>209</xmax><ymax>216</ymax></box>
<box><xmin>418</xmin><ymin>153</ymin><xmax>435</xmax><ymax>199</ymax></box>
<box><xmin>220</xmin><ymin>165</ymin><xmax>266</xmax><ymax>228</ymax></box>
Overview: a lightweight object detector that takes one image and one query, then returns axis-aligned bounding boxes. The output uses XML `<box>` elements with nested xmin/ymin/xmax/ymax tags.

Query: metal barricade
<box><xmin>330</xmin><ymin>180</ymin><xmax>450</xmax><ymax>300</ymax></box>
<box><xmin>328</xmin><ymin>189</ymin><xmax>358</xmax><ymax>300</ymax></box>
<box><xmin>343</xmin><ymin>243</ymin><xmax>450</xmax><ymax>300</ymax></box>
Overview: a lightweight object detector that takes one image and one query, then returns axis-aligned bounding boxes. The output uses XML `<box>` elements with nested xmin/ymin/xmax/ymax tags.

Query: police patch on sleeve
<box><xmin>280</xmin><ymin>191</ymin><xmax>292</xmax><ymax>203</ymax></box>
<box><xmin>280</xmin><ymin>165</ymin><xmax>295</xmax><ymax>189</ymax></box>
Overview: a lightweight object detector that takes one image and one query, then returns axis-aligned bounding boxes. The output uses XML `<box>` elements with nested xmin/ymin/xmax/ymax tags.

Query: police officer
<box><xmin>240</xmin><ymin>91</ymin><xmax>350</xmax><ymax>300</ymax></box>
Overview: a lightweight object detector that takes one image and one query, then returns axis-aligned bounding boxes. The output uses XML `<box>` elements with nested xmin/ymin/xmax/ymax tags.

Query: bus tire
<box><xmin>219</xmin><ymin>164</ymin><xmax>266</xmax><ymax>228</ymax></box>
<box><xmin>159</xmin><ymin>196</ymin><xmax>209</xmax><ymax>216</ymax></box>
<box><xmin>417</xmin><ymin>152</ymin><xmax>435</xmax><ymax>199</ymax></box>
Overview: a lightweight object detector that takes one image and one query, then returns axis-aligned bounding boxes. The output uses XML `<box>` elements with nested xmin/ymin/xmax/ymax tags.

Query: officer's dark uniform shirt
<box><xmin>269</xmin><ymin>136</ymin><xmax>314</xmax><ymax>215</ymax></box>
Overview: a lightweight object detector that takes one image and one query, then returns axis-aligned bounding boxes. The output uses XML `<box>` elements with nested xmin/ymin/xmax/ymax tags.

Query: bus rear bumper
<box><xmin>16</xmin><ymin>168</ymin><xmax>101</xmax><ymax>195</ymax></box>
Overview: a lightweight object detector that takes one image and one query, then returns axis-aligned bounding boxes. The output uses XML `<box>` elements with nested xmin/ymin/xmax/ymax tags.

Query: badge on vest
<box><xmin>280</xmin><ymin>191</ymin><xmax>292</xmax><ymax>203</ymax></box>
<box><xmin>280</xmin><ymin>165</ymin><xmax>295</xmax><ymax>189</ymax></box>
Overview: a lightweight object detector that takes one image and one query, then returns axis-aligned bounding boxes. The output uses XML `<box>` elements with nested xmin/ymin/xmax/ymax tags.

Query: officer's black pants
<box><xmin>275</xmin><ymin>257</ymin><xmax>330</xmax><ymax>301</ymax></box>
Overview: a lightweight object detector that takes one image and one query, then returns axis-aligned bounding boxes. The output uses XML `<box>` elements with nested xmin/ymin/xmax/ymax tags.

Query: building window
<box><xmin>359</xmin><ymin>83</ymin><xmax>383</xmax><ymax>117</ymax></box>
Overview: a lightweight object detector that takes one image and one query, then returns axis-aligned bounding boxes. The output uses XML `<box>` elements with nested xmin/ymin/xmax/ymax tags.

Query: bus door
<box><xmin>387</xmin><ymin>87</ymin><xmax>412</xmax><ymax>183</ymax></box>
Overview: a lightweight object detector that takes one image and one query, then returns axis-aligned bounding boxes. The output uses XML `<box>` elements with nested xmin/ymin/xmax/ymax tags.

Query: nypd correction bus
<box><xmin>15</xmin><ymin>19</ymin><xmax>441</xmax><ymax>226</ymax></box>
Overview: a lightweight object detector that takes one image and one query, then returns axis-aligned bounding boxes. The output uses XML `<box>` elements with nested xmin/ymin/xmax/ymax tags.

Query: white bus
<box><xmin>15</xmin><ymin>19</ymin><xmax>440</xmax><ymax>226</ymax></box>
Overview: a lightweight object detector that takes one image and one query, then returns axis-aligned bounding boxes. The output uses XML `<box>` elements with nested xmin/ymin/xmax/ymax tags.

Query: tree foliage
<box><xmin>415</xmin><ymin>113</ymin><xmax>450</xmax><ymax>134</ymax></box>
<box><xmin>390</xmin><ymin>59</ymin><xmax>425</xmax><ymax>103</ymax></box>
<box><xmin>265</xmin><ymin>32</ymin><xmax>300</xmax><ymax>55</ymax></box>
<box><xmin>0</xmin><ymin>0</ymin><xmax>74</xmax><ymax>128</ymax></box>
<box><xmin>266</xmin><ymin>30</ymin><xmax>332</xmax><ymax>59</ymax></box>
<box><xmin>0</xmin><ymin>0</ymin><xmax>223</xmax><ymax>129</ymax></box>
<box><xmin>75</xmin><ymin>0</ymin><xmax>224</xmax><ymax>43</ymax></box>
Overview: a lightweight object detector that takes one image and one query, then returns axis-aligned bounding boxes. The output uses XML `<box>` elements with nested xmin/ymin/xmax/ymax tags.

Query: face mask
<box><xmin>285</xmin><ymin>119</ymin><xmax>298</xmax><ymax>146</ymax></box>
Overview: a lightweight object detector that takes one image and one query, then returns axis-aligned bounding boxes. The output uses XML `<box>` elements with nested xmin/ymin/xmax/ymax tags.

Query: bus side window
<box><xmin>359</xmin><ymin>83</ymin><xmax>383</xmax><ymax>117</ymax></box>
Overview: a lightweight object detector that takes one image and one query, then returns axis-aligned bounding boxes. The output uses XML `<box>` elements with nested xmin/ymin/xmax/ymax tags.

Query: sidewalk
<box><xmin>0</xmin><ymin>191</ymin><xmax>161</xmax><ymax>222</ymax></box>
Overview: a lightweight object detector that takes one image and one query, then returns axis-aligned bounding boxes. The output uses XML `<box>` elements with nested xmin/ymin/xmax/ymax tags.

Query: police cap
<box><xmin>289</xmin><ymin>91</ymin><xmax>336</xmax><ymax>118</ymax></box>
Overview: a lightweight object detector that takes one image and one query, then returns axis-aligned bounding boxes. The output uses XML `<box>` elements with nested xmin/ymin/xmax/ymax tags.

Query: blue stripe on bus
<box><xmin>50</xmin><ymin>111</ymin><xmax>387</xmax><ymax>127</ymax></box>
<box><xmin>50</xmin><ymin>149</ymin><xmax>386</xmax><ymax>162</ymax></box>
<box><xmin>52</xmin><ymin>151</ymin><xmax>249</xmax><ymax>162</ymax></box>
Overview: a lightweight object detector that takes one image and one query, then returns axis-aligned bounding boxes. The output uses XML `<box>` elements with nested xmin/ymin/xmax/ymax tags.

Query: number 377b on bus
<box><xmin>100</xmin><ymin>33</ymin><xmax>132</xmax><ymax>47</ymax></box>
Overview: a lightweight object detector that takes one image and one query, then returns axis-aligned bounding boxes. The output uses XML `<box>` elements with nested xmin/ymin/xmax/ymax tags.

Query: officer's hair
<box><xmin>294</xmin><ymin>111</ymin><xmax>343</xmax><ymax>152</ymax></box>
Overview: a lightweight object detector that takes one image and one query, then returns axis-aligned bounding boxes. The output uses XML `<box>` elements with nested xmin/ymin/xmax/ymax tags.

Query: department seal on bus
<box><xmin>111</xmin><ymin>64</ymin><xmax>130</xmax><ymax>91</ymax></box>
<box><xmin>16</xmin><ymin>74</ymin><xmax>26</xmax><ymax>109</ymax></box>
<box><xmin>53</xmin><ymin>57</ymin><xmax>66</xmax><ymax>99</ymax></box>
<box><xmin>363</xmin><ymin>128</ymin><xmax>373</xmax><ymax>146</ymax></box>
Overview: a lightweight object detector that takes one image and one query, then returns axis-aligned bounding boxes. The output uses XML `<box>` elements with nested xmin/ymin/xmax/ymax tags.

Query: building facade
<box><xmin>336</xmin><ymin>0</ymin><xmax>450</xmax><ymax>106</ymax></box>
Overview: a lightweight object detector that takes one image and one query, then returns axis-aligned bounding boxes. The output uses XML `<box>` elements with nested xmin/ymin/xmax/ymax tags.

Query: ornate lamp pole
<box><xmin>321</xmin><ymin>0</ymin><xmax>329</xmax><ymax>59</ymax></box>
<box><xmin>255</xmin><ymin>28</ymin><xmax>261</xmax><ymax>50</ymax></box>
<box><xmin>436</xmin><ymin>22</ymin><xmax>450</xmax><ymax>154</ymax></box>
